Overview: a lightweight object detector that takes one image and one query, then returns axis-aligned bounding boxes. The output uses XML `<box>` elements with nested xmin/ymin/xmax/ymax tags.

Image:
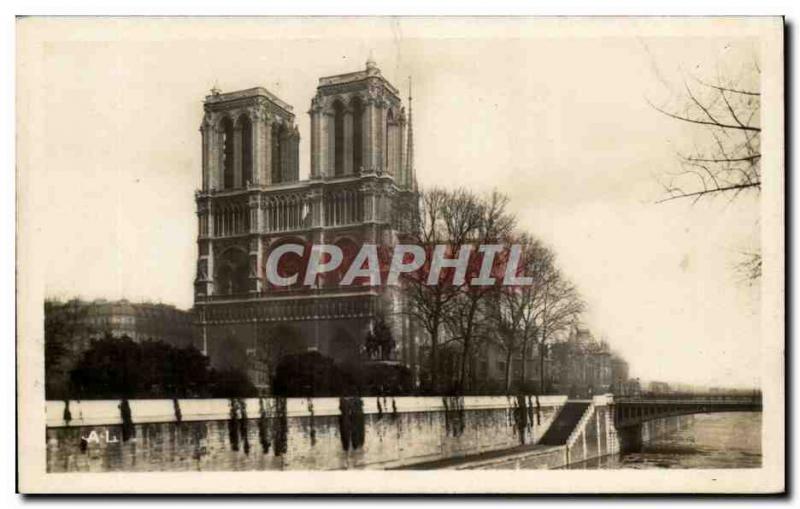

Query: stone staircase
<box><xmin>538</xmin><ymin>401</ymin><xmax>591</xmax><ymax>446</ymax></box>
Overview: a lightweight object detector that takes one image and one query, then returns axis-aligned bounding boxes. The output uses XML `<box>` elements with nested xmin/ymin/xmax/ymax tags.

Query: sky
<box><xmin>20</xmin><ymin>18</ymin><xmax>766</xmax><ymax>388</ymax></box>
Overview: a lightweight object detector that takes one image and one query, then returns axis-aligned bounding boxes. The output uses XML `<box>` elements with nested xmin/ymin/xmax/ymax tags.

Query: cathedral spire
<box><xmin>366</xmin><ymin>51</ymin><xmax>380</xmax><ymax>75</ymax></box>
<box><xmin>406</xmin><ymin>76</ymin><xmax>417</xmax><ymax>191</ymax></box>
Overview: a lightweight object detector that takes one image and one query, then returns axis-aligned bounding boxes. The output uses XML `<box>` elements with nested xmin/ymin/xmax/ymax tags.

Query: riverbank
<box><xmin>572</xmin><ymin>412</ymin><xmax>761</xmax><ymax>469</ymax></box>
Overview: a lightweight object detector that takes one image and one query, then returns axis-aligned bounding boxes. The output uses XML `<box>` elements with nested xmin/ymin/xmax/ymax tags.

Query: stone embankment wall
<box><xmin>46</xmin><ymin>395</ymin><xmax>566</xmax><ymax>472</ymax></box>
<box><xmin>563</xmin><ymin>395</ymin><xmax>694</xmax><ymax>466</ymax></box>
<box><xmin>564</xmin><ymin>395</ymin><xmax>621</xmax><ymax>465</ymax></box>
<box><xmin>615</xmin><ymin>412</ymin><xmax>695</xmax><ymax>453</ymax></box>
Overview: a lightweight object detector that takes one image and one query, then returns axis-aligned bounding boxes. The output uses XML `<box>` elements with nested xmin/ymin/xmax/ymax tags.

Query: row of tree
<box><xmin>397</xmin><ymin>58</ymin><xmax>762</xmax><ymax>394</ymax></box>
<box><xmin>53</xmin><ymin>332</ymin><xmax>412</xmax><ymax>399</ymax></box>
<box><xmin>399</xmin><ymin>188</ymin><xmax>585</xmax><ymax>394</ymax></box>
<box><xmin>60</xmin><ymin>333</ymin><xmax>258</xmax><ymax>399</ymax></box>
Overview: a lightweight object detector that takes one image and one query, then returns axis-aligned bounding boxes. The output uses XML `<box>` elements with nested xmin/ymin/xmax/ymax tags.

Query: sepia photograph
<box><xmin>14</xmin><ymin>15</ymin><xmax>784</xmax><ymax>494</ymax></box>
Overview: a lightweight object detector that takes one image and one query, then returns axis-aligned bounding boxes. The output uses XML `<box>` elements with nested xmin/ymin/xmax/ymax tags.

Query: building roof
<box><xmin>317</xmin><ymin>59</ymin><xmax>400</xmax><ymax>97</ymax></box>
<box><xmin>204</xmin><ymin>86</ymin><xmax>294</xmax><ymax>113</ymax></box>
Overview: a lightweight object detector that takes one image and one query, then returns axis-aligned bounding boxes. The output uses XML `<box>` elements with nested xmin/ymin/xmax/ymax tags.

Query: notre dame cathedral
<box><xmin>193</xmin><ymin>58</ymin><xmax>420</xmax><ymax>391</ymax></box>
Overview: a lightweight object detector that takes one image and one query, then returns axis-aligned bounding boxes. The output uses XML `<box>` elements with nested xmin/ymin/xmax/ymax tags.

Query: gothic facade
<box><xmin>193</xmin><ymin>59</ymin><xmax>419</xmax><ymax>391</ymax></box>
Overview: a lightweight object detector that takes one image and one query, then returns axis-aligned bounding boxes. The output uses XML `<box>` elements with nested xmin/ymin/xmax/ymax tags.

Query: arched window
<box><xmin>386</xmin><ymin>109</ymin><xmax>395</xmax><ymax>174</ymax></box>
<box><xmin>333</xmin><ymin>100</ymin><xmax>345</xmax><ymax>176</ymax></box>
<box><xmin>215</xmin><ymin>248</ymin><xmax>249</xmax><ymax>295</ymax></box>
<box><xmin>351</xmin><ymin>97</ymin><xmax>364</xmax><ymax>172</ymax></box>
<box><xmin>220</xmin><ymin>117</ymin><xmax>235</xmax><ymax>190</ymax></box>
<box><xmin>272</xmin><ymin>124</ymin><xmax>284</xmax><ymax>184</ymax></box>
<box><xmin>240</xmin><ymin>115</ymin><xmax>253</xmax><ymax>186</ymax></box>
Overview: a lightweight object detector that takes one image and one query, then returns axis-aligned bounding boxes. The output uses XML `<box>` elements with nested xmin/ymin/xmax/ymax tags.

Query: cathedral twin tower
<box><xmin>198</xmin><ymin>57</ymin><xmax>413</xmax><ymax>194</ymax></box>
<box><xmin>309</xmin><ymin>58</ymin><xmax>413</xmax><ymax>185</ymax></box>
<box><xmin>194</xmin><ymin>59</ymin><xmax>419</xmax><ymax>389</ymax></box>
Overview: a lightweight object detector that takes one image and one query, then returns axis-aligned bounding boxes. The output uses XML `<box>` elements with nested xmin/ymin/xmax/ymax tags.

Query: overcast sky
<box><xmin>22</xmin><ymin>18</ymin><xmax>765</xmax><ymax>388</ymax></box>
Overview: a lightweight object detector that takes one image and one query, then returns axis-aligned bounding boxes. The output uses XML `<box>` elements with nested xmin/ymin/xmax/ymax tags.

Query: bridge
<box><xmin>613</xmin><ymin>392</ymin><xmax>762</xmax><ymax>429</ymax></box>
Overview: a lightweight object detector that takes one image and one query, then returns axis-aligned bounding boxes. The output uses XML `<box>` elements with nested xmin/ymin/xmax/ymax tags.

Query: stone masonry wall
<box><xmin>46</xmin><ymin>395</ymin><xmax>566</xmax><ymax>472</ymax></box>
<box><xmin>641</xmin><ymin>414</ymin><xmax>694</xmax><ymax>443</ymax></box>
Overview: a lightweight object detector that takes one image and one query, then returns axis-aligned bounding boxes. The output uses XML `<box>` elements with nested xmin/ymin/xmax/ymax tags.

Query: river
<box><xmin>570</xmin><ymin>412</ymin><xmax>762</xmax><ymax>469</ymax></box>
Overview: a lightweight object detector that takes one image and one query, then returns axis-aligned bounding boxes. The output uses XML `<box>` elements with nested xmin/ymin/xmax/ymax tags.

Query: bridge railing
<box><xmin>615</xmin><ymin>391</ymin><xmax>762</xmax><ymax>405</ymax></box>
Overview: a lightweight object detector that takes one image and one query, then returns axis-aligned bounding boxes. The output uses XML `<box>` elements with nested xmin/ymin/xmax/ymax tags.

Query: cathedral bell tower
<box><xmin>195</xmin><ymin>87</ymin><xmax>301</xmax><ymax>298</ymax></box>
<box><xmin>308</xmin><ymin>57</ymin><xmax>411</xmax><ymax>185</ymax></box>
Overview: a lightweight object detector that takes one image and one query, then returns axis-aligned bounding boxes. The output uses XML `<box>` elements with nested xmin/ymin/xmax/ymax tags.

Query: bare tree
<box><xmin>402</xmin><ymin>188</ymin><xmax>471</xmax><ymax>392</ymax></box>
<box><xmin>445</xmin><ymin>190</ymin><xmax>515</xmax><ymax>392</ymax></box>
<box><xmin>533</xmin><ymin>265</ymin><xmax>585</xmax><ymax>393</ymax></box>
<box><xmin>736</xmin><ymin>250</ymin><xmax>763</xmax><ymax>282</ymax></box>
<box><xmin>404</xmin><ymin>188</ymin><xmax>585</xmax><ymax>394</ymax></box>
<box><xmin>515</xmin><ymin>238</ymin><xmax>556</xmax><ymax>391</ymax></box>
<box><xmin>651</xmin><ymin>65</ymin><xmax>761</xmax><ymax>203</ymax></box>
<box><xmin>484</xmin><ymin>289</ymin><xmax>522</xmax><ymax>392</ymax></box>
<box><xmin>650</xmin><ymin>57</ymin><xmax>761</xmax><ymax>280</ymax></box>
<box><xmin>483</xmin><ymin>233</ymin><xmax>546</xmax><ymax>392</ymax></box>
<box><xmin>480</xmin><ymin>234</ymin><xmax>584</xmax><ymax>394</ymax></box>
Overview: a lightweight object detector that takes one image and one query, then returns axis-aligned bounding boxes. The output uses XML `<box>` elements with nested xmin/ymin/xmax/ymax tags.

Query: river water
<box><xmin>572</xmin><ymin>412</ymin><xmax>762</xmax><ymax>469</ymax></box>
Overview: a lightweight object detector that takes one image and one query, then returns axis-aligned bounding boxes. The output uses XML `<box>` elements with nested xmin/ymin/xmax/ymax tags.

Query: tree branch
<box><xmin>684</xmin><ymin>154</ymin><xmax>761</xmax><ymax>164</ymax></box>
<box><xmin>693</xmin><ymin>75</ymin><xmax>760</xmax><ymax>97</ymax></box>
<box><xmin>654</xmin><ymin>182</ymin><xmax>760</xmax><ymax>203</ymax></box>
<box><xmin>648</xmin><ymin>99</ymin><xmax>761</xmax><ymax>132</ymax></box>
